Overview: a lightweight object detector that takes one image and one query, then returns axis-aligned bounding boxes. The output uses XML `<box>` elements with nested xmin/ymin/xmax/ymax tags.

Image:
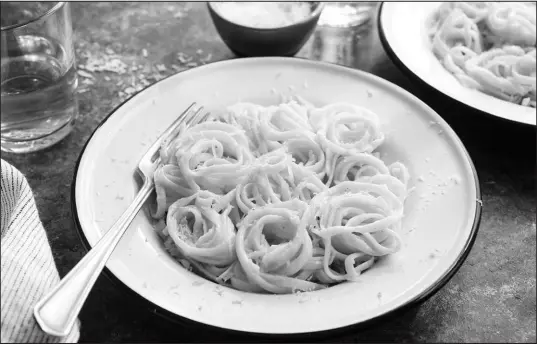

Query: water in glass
<box><xmin>1</xmin><ymin>2</ymin><xmax>78</xmax><ymax>153</ymax></box>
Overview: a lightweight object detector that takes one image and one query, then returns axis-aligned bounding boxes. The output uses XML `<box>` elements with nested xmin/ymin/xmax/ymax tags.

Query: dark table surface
<box><xmin>2</xmin><ymin>2</ymin><xmax>536</xmax><ymax>343</ymax></box>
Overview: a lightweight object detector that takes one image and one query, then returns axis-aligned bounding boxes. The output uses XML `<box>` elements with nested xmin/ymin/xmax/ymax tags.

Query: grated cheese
<box><xmin>211</xmin><ymin>2</ymin><xmax>312</xmax><ymax>29</ymax></box>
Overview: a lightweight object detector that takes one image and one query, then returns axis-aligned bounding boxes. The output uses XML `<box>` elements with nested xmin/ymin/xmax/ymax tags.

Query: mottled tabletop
<box><xmin>2</xmin><ymin>2</ymin><xmax>536</xmax><ymax>343</ymax></box>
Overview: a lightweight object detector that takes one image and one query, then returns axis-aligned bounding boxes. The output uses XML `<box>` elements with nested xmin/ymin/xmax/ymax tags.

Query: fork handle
<box><xmin>34</xmin><ymin>181</ymin><xmax>154</xmax><ymax>337</ymax></box>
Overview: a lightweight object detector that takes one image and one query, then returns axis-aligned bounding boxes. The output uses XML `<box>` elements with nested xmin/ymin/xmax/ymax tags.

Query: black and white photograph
<box><xmin>1</xmin><ymin>1</ymin><xmax>535</xmax><ymax>343</ymax></box>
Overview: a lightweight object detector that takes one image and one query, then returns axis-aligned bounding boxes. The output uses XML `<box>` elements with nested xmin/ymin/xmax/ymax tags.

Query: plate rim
<box><xmin>71</xmin><ymin>56</ymin><xmax>483</xmax><ymax>336</ymax></box>
<box><xmin>377</xmin><ymin>2</ymin><xmax>536</xmax><ymax>127</ymax></box>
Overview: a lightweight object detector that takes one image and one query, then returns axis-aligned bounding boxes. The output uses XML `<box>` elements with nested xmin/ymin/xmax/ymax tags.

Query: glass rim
<box><xmin>1</xmin><ymin>1</ymin><xmax>66</xmax><ymax>32</ymax></box>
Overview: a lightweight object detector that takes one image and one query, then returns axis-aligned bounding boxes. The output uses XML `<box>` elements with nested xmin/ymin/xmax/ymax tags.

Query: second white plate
<box><xmin>379</xmin><ymin>2</ymin><xmax>536</xmax><ymax>126</ymax></box>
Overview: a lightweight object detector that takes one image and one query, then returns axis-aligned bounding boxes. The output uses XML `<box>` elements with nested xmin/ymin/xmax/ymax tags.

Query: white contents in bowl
<box><xmin>211</xmin><ymin>2</ymin><xmax>313</xmax><ymax>29</ymax></box>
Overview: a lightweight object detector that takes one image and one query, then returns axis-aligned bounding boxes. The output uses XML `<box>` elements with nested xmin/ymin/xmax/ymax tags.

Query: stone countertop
<box><xmin>2</xmin><ymin>2</ymin><xmax>536</xmax><ymax>343</ymax></box>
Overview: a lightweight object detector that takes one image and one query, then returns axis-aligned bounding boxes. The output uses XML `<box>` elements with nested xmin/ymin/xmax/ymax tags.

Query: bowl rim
<box><xmin>70</xmin><ymin>56</ymin><xmax>482</xmax><ymax>338</ymax></box>
<box><xmin>207</xmin><ymin>1</ymin><xmax>325</xmax><ymax>31</ymax></box>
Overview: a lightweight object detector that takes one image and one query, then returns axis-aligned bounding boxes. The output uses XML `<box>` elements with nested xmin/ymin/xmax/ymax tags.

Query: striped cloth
<box><xmin>1</xmin><ymin>159</ymin><xmax>80</xmax><ymax>343</ymax></box>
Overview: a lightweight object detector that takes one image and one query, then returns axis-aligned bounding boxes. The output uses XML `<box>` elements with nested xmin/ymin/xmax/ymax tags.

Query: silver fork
<box><xmin>34</xmin><ymin>102</ymin><xmax>210</xmax><ymax>337</ymax></box>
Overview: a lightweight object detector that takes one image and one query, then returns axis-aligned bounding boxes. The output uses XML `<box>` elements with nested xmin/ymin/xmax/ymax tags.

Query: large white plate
<box><xmin>379</xmin><ymin>2</ymin><xmax>536</xmax><ymax>126</ymax></box>
<box><xmin>73</xmin><ymin>57</ymin><xmax>481</xmax><ymax>335</ymax></box>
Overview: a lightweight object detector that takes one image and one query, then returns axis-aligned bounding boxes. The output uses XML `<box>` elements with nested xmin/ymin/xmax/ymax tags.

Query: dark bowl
<box><xmin>207</xmin><ymin>2</ymin><xmax>324</xmax><ymax>57</ymax></box>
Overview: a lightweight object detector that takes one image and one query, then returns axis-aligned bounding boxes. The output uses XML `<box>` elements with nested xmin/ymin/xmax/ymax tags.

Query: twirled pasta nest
<box><xmin>428</xmin><ymin>2</ymin><xmax>536</xmax><ymax>107</ymax></box>
<box><xmin>151</xmin><ymin>99</ymin><xmax>410</xmax><ymax>294</ymax></box>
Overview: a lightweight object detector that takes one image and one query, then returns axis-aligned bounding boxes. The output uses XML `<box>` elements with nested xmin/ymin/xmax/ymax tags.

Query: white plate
<box><xmin>379</xmin><ymin>2</ymin><xmax>536</xmax><ymax>126</ymax></box>
<box><xmin>73</xmin><ymin>57</ymin><xmax>481</xmax><ymax>335</ymax></box>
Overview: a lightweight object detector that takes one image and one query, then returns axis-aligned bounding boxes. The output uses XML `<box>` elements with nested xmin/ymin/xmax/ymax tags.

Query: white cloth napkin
<box><xmin>1</xmin><ymin>159</ymin><xmax>80</xmax><ymax>343</ymax></box>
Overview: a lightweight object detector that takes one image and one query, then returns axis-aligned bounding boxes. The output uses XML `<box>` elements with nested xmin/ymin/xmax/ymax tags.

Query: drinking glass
<box><xmin>318</xmin><ymin>1</ymin><xmax>377</xmax><ymax>28</ymax></box>
<box><xmin>1</xmin><ymin>2</ymin><xmax>78</xmax><ymax>153</ymax></box>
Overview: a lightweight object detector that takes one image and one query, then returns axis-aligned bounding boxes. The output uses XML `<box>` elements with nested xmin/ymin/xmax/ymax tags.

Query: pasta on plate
<box><xmin>427</xmin><ymin>2</ymin><xmax>536</xmax><ymax>107</ymax></box>
<box><xmin>151</xmin><ymin>99</ymin><xmax>410</xmax><ymax>294</ymax></box>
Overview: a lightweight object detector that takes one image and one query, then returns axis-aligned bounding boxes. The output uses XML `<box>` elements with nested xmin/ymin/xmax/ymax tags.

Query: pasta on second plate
<box><xmin>427</xmin><ymin>2</ymin><xmax>536</xmax><ymax>107</ymax></box>
<box><xmin>151</xmin><ymin>99</ymin><xmax>410</xmax><ymax>294</ymax></box>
